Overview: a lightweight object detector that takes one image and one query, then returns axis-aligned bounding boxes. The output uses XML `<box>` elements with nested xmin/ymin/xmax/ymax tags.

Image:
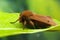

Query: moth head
<box><xmin>21</xmin><ymin>10</ymin><xmax>33</xmax><ymax>17</ymax></box>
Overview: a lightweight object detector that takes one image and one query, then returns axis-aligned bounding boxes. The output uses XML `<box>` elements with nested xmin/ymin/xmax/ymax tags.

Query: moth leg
<box><xmin>23</xmin><ymin>21</ymin><xmax>26</xmax><ymax>25</ymax></box>
<box><xmin>25</xmin><ymin>17</ymin><xmax>34</xmax><ymax>26</ymax></box>
<box><xmin>22</xmin><ymin>21</ymin><xmax>27</xmax><ymax>29</ymax></box>
<box><xmin>26</xmin><ymin>17</ymin><xmax>35</xmax><ymax>29</ymax></box>
<box><xmin>29</xmin><ymin>20</ymin><xmax>35</xmax><ymax>29</ymax></box>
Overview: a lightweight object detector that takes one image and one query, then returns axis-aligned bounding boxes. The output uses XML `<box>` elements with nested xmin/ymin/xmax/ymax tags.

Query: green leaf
<box><xmin>0</xmin><ymin>12</ymin><xmax>60</xmax><ymax>37</ymax></box>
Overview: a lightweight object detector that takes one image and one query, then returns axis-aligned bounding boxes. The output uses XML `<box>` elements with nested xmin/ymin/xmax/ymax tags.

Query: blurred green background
<box><xmin>28</xmin><ymin>0</ymin><xmax>60</xmax><ymax>20</ymax></box>
<box><xmin>0</xmin><ymin>0</ymin><xmax>60</xmax><ymax>20</ymax></box>
<box><xmin>0</xmin><ymin>0</ymin><xmax>60</xmax><ymax>40</ymax></box>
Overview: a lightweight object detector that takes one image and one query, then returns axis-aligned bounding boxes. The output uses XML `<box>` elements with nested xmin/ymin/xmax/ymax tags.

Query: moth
<box><xmin>10</xmin><ymin>10</ymin><xmax>56</xmax><ymax>29</ymax></box>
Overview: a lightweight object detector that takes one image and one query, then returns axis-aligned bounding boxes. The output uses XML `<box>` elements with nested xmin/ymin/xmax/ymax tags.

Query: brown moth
<box><xmin>10</xmin><ymin>10</ymin><xmax>56</xmax><ymax>29</ymax></box>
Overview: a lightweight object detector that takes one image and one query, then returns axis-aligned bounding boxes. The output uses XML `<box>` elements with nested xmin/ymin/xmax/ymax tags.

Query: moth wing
<box><xmin>30</xmin><ymin>15</ymin><xmax>56</xmax><ymax>26</ymax></box>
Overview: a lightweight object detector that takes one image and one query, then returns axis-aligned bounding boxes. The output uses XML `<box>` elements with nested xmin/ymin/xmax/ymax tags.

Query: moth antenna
<box><xmin>10</xmin><ymin>19</ymin><xmax>19</xmax><ymax>24</ymax></box>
